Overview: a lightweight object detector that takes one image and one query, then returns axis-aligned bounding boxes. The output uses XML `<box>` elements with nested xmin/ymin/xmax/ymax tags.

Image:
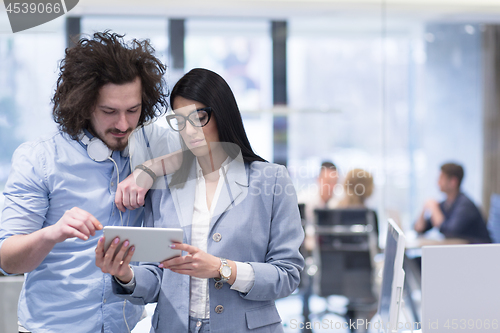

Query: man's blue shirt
<box><xmin>0</xmin><ymin>131</ymin><xmax>144</xmax><ymax>332</ymax></box>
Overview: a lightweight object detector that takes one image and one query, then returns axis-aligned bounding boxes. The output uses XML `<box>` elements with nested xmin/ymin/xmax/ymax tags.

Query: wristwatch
<box><xmin>217</xmin><ymin>258</ymin><xmax>232</xmax><ymax>283</ymax></box>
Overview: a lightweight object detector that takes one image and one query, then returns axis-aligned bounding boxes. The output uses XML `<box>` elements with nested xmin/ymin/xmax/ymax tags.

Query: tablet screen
<box><xmin>103</xmin><ymin>226</ymin><xmax>183</xmax><ymax>262</ymax></box>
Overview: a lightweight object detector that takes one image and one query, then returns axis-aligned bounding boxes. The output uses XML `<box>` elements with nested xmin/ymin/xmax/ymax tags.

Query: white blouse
<box><xmin>189</xmin><ymin>158</ymin><xmax>255</xmax><ymax>319</ymax></box>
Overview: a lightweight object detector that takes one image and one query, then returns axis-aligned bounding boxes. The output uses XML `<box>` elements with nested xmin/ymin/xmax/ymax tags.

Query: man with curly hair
<box><xmin>0</xmin><ymin>31</ymin><xmax>173</xmax><ymax>332</ymax></box>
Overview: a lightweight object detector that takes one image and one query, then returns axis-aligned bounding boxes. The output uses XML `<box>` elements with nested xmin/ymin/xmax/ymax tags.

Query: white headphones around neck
<box><xmin>78</xmin><ymin>132</ymin><xmax>129</xmax><ymax>162</ymax></box>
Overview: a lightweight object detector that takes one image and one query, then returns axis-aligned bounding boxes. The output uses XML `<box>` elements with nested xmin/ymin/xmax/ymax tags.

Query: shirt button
<box><xmin>212</xmin><ymin>233</ymin><xmax>222</xmax><ymax>242</ymax></box>
<box><xmin>103</xmin><ymin>299</ymin><xmax>107</xmax><ymax>303</ymax></box>
<box><xmin>111</xmin><ymin>182</ymin><xmax>115</xmax><ymax>187</ymax></box>
<box><xmin>215</xmin><ymin>281</ymin><xmax>223</xmax><ymax>289</ymax></box>
<box><xmin>215</xmin><ymin>305</ymin><xmax>224</xmax><ymax>314</ymax></box>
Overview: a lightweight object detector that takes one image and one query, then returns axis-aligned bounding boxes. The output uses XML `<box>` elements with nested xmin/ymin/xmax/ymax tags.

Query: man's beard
<box><xmin>105</xmin><ymin>129</ymin><xmax>132</xmax><ymax>151</ymax></box>
<box><xmin>105</xmin><ymin>137</ymin><xmax>128</xmax><ymax>151</ymax></box>
<box><xmin>89</xmin><ymin>126</ymin><xmax>132</xmax><ymax>152</ymax></box>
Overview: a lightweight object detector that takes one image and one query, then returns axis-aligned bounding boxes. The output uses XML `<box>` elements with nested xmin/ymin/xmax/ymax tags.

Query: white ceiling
<box><xmin>72</xmin><ymin>0</ymin><xmax>500</xmax><ymax>21</ymax></box>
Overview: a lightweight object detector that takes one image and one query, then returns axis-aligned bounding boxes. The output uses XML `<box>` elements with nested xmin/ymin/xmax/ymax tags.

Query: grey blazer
<box><xmin>113</xmin><ymin>159</ymin><xmax>304</xmax><ymax>333</ymax></box>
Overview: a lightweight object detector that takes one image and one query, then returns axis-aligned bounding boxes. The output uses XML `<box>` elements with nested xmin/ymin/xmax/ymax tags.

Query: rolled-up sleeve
<box><xmin>0</xmin><ymin>143</ymin><xmax>49</xmax><ymax>274</ymax></box>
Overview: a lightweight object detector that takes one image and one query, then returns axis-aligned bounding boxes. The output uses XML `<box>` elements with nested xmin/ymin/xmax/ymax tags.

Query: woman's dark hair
<box><xmin>52</xmin><ymin>31</ymin><xmax>168</xmax><ymax>137</ymax></box>
<box><xmin>169</xmin><ymin>68</ymin><xmax>266</xmax><ymax>187</ymax></box>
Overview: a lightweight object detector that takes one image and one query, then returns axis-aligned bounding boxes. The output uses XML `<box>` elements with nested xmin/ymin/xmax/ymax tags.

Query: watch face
<box><xmin>221</xmin><ymin>265</ymin><xmax>231</xmax><ymax>278</ymax></box>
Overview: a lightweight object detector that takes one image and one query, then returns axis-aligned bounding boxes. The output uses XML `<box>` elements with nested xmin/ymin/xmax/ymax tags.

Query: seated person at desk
<box><xmin>337</xmin><ymin>168</ymin><xmax>374</xmax><ymax>208</ymax></box>
<box><xmin>297</xmin><ymin>161</ymin><xmax>340</xmax><ymax>224</ymax></box>
<box><xmin>414</xmin><ymin>162</ymin><xmax>491</xmax><ymax>243</ymax></box>
<box><xmin>298</xmin><ymin>162</ymin><xmax>339</xmax><ymax>251</ymax></box>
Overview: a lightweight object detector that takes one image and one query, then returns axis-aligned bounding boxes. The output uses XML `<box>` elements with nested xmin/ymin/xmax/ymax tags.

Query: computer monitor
<box><xmin>378</xmin><ymin>219</ymin><xmax>406</xmax><ymax>333</ymax></box>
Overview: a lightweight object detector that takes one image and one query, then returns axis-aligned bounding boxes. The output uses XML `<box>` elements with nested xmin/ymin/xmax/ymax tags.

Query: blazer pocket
<box><xmin>245</xmin><ymin>304</ymin><xmax>282</xmax><ymax>330</ymax></box>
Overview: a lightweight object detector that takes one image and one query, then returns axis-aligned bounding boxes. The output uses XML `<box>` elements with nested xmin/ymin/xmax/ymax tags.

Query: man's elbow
<box><xmin>0</xmin><ymin>256</ymin><xmax>15</xmax><ymax>275</ymax></box>
<box><xmin>0</xmin><ymin>243</ymin><xmax>26</xmax><ymax>275</ymax></box>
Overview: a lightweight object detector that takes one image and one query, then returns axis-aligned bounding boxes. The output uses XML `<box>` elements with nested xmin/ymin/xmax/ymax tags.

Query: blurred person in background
<box><xmin>298</xmin><ymin>161</ymin><xmax>339</xmax><ymax>251</ymax></box>
<box><xmin>337</xmin><ymin>168</ymin><xmax>374</xmax><ymax>208</ymax></box>
<box><xmin>414</xmin><ymin>162</ymin><xmax>491</xmax><ymax>243</ymax></box>
<box><xmin>298</xmin><ymin>161</ymin><xmax>340</xmax><ymax>224</ymax></box>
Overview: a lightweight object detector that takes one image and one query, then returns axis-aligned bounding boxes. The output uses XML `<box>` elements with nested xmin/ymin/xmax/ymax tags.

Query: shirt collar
<box><xmin>195</xmin><ymin>156</ymin><xmax>231</xmax><ymax>179</ymax></box>
<box><xmin>83</xmin><ymin>128</ymin><xmax>94</xmax><ymax>139</ymax></box>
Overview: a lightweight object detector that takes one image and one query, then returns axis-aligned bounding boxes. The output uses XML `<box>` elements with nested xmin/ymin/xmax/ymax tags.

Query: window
<box><xmin>287</xmin><ymin>18</ymin><xmax>483</xmax><ymax>231</ymax></box>
<box><xmin>0</xmin><ymin>18</ymin><xmax>65</xmax><ymax>208</ymax></box>
<box><xmin>185</xmin><ymin>18</ymin><xmax>273</xmax><ymax>160</ymax></box>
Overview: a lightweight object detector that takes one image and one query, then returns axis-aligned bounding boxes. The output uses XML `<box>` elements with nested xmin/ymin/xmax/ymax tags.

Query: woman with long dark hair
<box><xmin>96</xmin><ymin>68</ymin><xmax>304</xmax><ymax>333</ymax></box>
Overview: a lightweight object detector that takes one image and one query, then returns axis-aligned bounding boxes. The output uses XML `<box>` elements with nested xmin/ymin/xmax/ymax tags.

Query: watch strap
<box><xmin>217</xmin><ymin>258</ymin><xmax>231</xmax><ymax>283</ymax></box>
<box><xmin>134</xmin><ymin>164</ymin><xmax>157</xmax><ymax>182</ymax></box>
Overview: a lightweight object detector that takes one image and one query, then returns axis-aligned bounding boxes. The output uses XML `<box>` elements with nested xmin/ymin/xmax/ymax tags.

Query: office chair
<box><xmin>297</xmin><ymin>203</ymin><xmax>310</xmax><ymax>289</ymax></box>
<box><xmin>298</xmin><ymin>203</ymin><xmax>306</xmax><ymax>226</ymax></box>
<box><xmin>297</xmin><ymin>203</ymin><xmax>315</xmax><ymax>333</ymax></box>
<box><xmin>488</xmin><ymin>193</ymin><xmax>500</xmax><ymax>243</ymax></box>
<box><xmin>313</xmin><ymin>208</ymin><xmax>379</xmax><ymax>332</ymax></box>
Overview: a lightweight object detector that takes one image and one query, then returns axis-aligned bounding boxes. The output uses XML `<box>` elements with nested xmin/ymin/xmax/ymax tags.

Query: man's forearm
<box><xmin>429</xmin><ymin>205</ymin><xmax>445</xmax><ymax>228</ymax></box>
<box><xmin>414</xmin><ymin>210</ymin><xmax>427</xmax><ymax>233</ymax></box>
<box><xmin>0</xmin><ymin>228</ymin><xmax>57</xmax><ymax>274</ymax></box>
<box><xmin>142</xmin><ymin>150</ymin><xmax>183</xmax><ymax>177</ymax></box>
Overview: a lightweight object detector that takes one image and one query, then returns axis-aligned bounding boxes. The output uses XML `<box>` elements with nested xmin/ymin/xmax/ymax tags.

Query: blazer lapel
<box><xmin>168</xmin><ymin>162</ymin><xmax>197</xmax><ymax>244</ymax></box>
<box><xmin>209</xmin><ymin>152</ymin><xmax>248</xmax><ymax>231</ymax></box>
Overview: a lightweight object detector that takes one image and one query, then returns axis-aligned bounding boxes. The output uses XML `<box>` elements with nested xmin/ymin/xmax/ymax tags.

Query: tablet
<box><xmin>103</xmin><ymin>226</ymin><xmax>184</xmax><ymax>262</ymax></box>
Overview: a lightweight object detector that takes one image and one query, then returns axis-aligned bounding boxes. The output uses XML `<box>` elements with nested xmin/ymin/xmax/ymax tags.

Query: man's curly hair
<box><xmin>52</xmin><ymin>31</ymin><xmax>168</xmax><ymax>137</ymax></box>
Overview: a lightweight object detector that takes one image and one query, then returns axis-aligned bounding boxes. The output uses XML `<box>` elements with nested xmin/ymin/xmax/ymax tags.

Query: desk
<box><xmin>421</xmin><ymin>244</ymin><xmax>500</xmax><ymax>332</ymax></box>
<box><xmin>403</xmin><ymin>237</ymin><xmax>470</xmax><ymax>325</ymax></box>
<box><xmin>405</xmin><ymin>237</ymin><xmax>470</xmax><ymax>288</ymax></box>
<box><xmin>405</xmin><ymin>237</ymin><xmax>469</xmax><ymax>249</ymax></box>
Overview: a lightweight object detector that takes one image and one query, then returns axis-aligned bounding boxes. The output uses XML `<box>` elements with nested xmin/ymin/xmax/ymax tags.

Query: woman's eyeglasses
<box><xmin>166</xmin><ymin>107</ymin><xmax>212</xmax><ymax>132</ymax></box>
